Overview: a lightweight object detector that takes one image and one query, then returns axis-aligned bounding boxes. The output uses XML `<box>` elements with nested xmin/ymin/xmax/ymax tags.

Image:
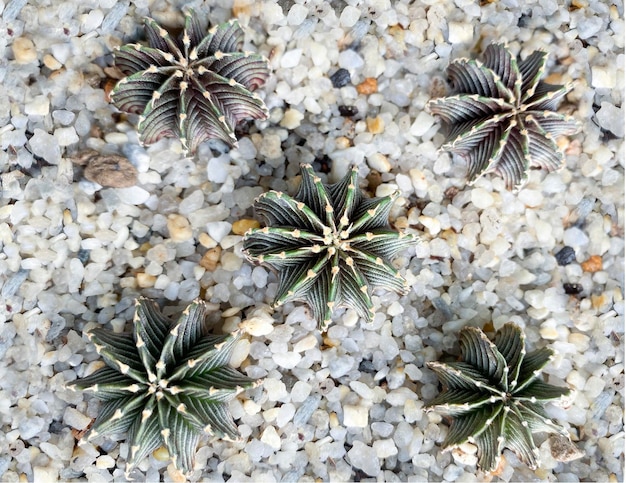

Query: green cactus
<box><xmin>68</xmin><ymin>298</ymin><xmax>257</xmax><ymax>476</ymax></box>
<box><xmin>243</xmin><ymin>164</ymin><xmax>418</xmax><ymax>330</ymax></box>
<box><xmin>428</xmin><ymin>43</ymin><xmax>579</xmax><ymax>189</ymax></box>
<box><xmin>427</xmin><ymin>323</ymin><xmax>572</xmax><ymax>472</ymax></box>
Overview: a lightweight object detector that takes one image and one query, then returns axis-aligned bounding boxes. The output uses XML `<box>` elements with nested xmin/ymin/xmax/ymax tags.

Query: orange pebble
<box><xmin>581</xmin><ymin>255</ymin><xmax>603</xmax><ymax>272</ymax></box>
<box><xmin>356</xmin><ymin>77</ymin><xmax>378</xmax><ymax>95</ymax></box>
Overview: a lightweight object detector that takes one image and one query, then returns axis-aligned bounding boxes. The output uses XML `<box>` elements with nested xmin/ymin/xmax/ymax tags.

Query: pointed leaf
<box><xmin>446</xmin><ymin>59</ymin><xmax>502</xmax><ymax>98</ymax></box>
<box><xmin>514</xmin><ymin>379</ymin><xmax>570</xmax><ymax>402</ymax></box>
<box><xmin>349</xmin><ymin>230</ymin><xmax>417</xmax><ymax>260</ymax></box>
<box><xmin>473</xmin><ymin>406</ymin><xmax>506</xmax><ymax>472</ymax></box>
<box><xmin>88</xmin><ymin>329</ymin><xmax>147</xmax><ymax>383</ymax></box>
<box><xmin>125</xmin><ymin>397</ymin><xmax>163</xmax><ymax>473</ymax></box>
<box><xmin>252</xmin><ymin>191</ymin><xmax>327</xmax><ymax>235</ymax></box>
<box><xmin>493</xmin><ymin>323</ymin><xmax>526</xmax><ymax>389</ymax></box>
<box><xmin>196</xmin><ymin>20</ymin><xmax>244</xmax><ymax>58</ymax></box>
<box><xmin>69</xmin><ymin>366</ymin><xmax>146</xmax><ymax>400</ymax></box>
<box><xmin>427</xmin><ymin>387</ymin><xmax>494</xmax><ymax>416</ymax></box>
<box><xmin>515</xmin><ymin>347</ymin><xmax>553</xmax><ymax>391</ymax></box>
<box><xmin>442</xmin><ymin>404</ymin><xmax>503</xmax><ymax>448</ymax></box>
<box><xmin>459</xmin><ymin>327</ymin><xmax>508</xmax><ymax>389</ymax></box>
<box><xmin>295</xmin><ymin>165</ymin><xmax>335</xmax><ymax>228</ymax></box>
<box><xmin>134</xmin><ymin>298</ymin><xmax>172</xmax><ymax>382</ymax></box>
<box><xmin>88</xmin><ymin>394</ymin><xmax>149</xmax><ymax>440</ymax></box>
<box><xmin>504</xmin><ymin>405</ymin><xmax>539</xmax><ymax>469</ymax></box>
<box><xmin>518</xmin><ymin>49</ymin><xmax>547</xmax><ymax>101</ymax></box>
<box><xmin>157</xmin><ymin>397</ymin><xmax>200</xmax><ymax>474</ymax></box>
<box><xmin>350</xmin><ymin>194</ymin><xmax>396</xmax><ymax>234</ymax></box>
<box><xmin>515</xmin><ymin>401</ymin><xmax>570</xmax><ymax>436</ymax></box>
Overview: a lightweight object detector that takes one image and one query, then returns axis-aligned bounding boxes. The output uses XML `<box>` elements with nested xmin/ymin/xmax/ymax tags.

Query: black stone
<box><xmin>338</xmin><ymin>105</ymin><xmax>359</xmax><ymax>117</ymax></box>
<box><xmin>555</xmin><ymin>246</ymin><xmax>576</xmax><ymax>266</ymax></box>
<box><xmin>563</xmin><ymin>283</ymin><xmax>583</xmax><ymax>295</ymax></box>
<box><xmin>330</xmin><ymin>68</ymin><xmax>351</xmax><ymax>88</ymax></box>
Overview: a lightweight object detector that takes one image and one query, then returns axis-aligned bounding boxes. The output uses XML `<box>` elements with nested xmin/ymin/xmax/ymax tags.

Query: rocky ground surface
<box><xmin>0</xmin><ymin>0</ymin><xmax>623</xmax><ymax>481</ymax></box>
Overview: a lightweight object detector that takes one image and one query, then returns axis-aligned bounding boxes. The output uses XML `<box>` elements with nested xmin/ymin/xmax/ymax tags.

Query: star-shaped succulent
<box><xmin>428</xmin><ymin>43</ymin><xmax>579</xmax><ymax>190</ymax></box>
<box><xmin>111</xmin><ymin>9</ymin><xmax>270</xmax><ymax>154</ymax></box>
<box><xmin>67</xmin><ymin>298</ymin><xmax>257</xmax><ymax>476</ymax></box>
<box><xmin>242</xmin><ymin>164</ymin><xmax>417</xmax><ymax>330</ymax></box>
<box><xmin>426</xmin><ymin>323</ymin><xmax>572</xmax><ymax>472</ymax></box>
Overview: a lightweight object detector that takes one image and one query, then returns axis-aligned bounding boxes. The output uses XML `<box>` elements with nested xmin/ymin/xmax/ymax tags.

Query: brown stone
<box><xmin>581</xmin><ymin>255</ymin><xmax>603</xmax><ymax>272</ymax></box>
<box><xmin>200</xmin><ymin>246</ymin><xmax>222</xmax><ymax>271</ymax></box>
<box><xmin>78</xmin><ymin>150</ymin><xmax>138</xmax><ymax>188</ymax></box>
<box><xmin>356</xmin><ymin>77</ymin><xmax>378</xmax><ymax>95</ymax></box>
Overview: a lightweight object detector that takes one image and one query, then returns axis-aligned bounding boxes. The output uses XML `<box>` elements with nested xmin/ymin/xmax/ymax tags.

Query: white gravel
<box><xmin>0</xmin><ymin>0</ymin><xmax>623</xmax><ymax>481</ymax></box>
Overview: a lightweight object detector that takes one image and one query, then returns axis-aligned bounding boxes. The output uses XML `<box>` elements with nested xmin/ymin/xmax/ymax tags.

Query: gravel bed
<box><xmin>0</xmin><ymin>0</ymin><xmax>623</xmax><ymax>481</ymax></box>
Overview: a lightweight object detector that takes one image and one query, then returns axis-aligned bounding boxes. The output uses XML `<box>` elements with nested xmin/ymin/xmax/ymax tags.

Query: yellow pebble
<box><xmin>199</xmin><ymin>246</ymin><xmax>222</xmax><ymax>271</ymax></box>
<box><xmin>152</xmin><ymin>446</ymin><xmax>169</xmax><ymax>462</ymax></box>
<box><xmin>198</xmin><ymin>232</ymin><xmax>217</xmax><ymax>248</ymax></box>
<box><xmin>136</xmin><ymin>272</ymin><xmax>156</xmax><ymax>288</ymax></box>
<box><xmin>366</xmin><ymin>116</ymin><xmax>385</xmax><ymax>134</ymax></box>
<box><xmin>12</xmin><ymin>37</ymin><xmax>38</xmax><ymax>64</ymax></box>
<box><xmin>167</xmin><ymin>214</ymin><xmax>193</xmax><ymax>242</ymax></box>
<box><xmin>232</xmin><ymin>218</ymin><xmax>260</xmax><ymax>236</ymax></box>
<box><xmin>43</xmin><ymin>53</ymin><xmax>62</xmax><ymax>70</ymax></box>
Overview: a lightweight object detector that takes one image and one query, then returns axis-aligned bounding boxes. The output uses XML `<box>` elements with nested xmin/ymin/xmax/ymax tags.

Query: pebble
<box><xmin>373</xmin><ymin>439</ymin><xmax>398</xmax><ymax>458</ymax></box>
<box><xmin>79</xmin><ymin>150</ymin><xmax>138</xmax><ymax>188</ymax></box>
<box><xmin>12</xmin><ymin>37</ymin><xmax>38</xmax><ymax>64</ymax></box>
<box><xmin>241</xmin><ymin>308</ymin><xmax>274</xmax><ymax>336</ymax></box>
<box><xmin>43</xmin><ymin>54</ymin><xmax>62</xmax><ymax>70</ymax></box>
<box><xmin>280</xmin><ymin>109</ymin><xmax>305</xmax><ymax>129</ymax></box>
<box><xmin>595</xmin><ymin>102</ymin><xmax>624</xmax><ymax>137</ymax></box>
<box><xmin>287</xmin><ymin>3</ymin><xmax>308</xmax><ymax>25</ymax></box>
<box><xmin>356</xmin><ymin>77</ymin><xmax>378</xmax><ymax>95</ymax></box>
<box><xmin>25</xmin><ymin>95</ymin><xmax>50</xmax><ymax>116</ymax></box>
<box><xmin>366</xmin><ymin>116</ymin><xmax>385</xmax><ymax>134</ymax></box>
<box><xmin>410</xmin><ymin>111</ymin><xmax>436</xmax><ymax>137</ymax></box>
<box><xmin>367</xmin><ymin>152</ymin><xmax>391</xmax><ymax>172</ymax></box>
<box><xmin>54</xmin><ymin>127</ymin><xmax>79</xmax><ymax>146</ymax></box>
<box><xmin>63</xmin><ymin>407</ymin><xmax>91</xmax><ymax>431</ymax></box>
<box><xmin>581</xmin><ymin>255</ymin><xmax>603</xmax><ymax>272</ymax></box>
<box><xmin>273</xmin><ymin>352</ymin><xmax>301</xmax><ymax>369</ymax></box>
<box><xmin>347</xmin><ymin>441</ymin><xmax>380</xmax><ymax>476</ymax></box>
<box><xmin>470</xmin><ymin>187</ymin><xmax>494</xmax><ymax>209</ymax></box>
<box><xmin>260</xmin><ymin>426</ymin><xmax>281</xmax><ymax>450</ymax></box>
<box><xmin>29</xmin><ymin>129</ymin><xmax>61</xmax><ymax>165</ymax></box>
<box><xmin>447</xmin><ymin>21</ymin><xmax>473</xmax><ymax>44</ymax></box>
<box><xmin>200</xmin><ymin>247</ymin><xmax>221</xmax><ymax>271</ymax></box>
<box><xmin>207</xmin><ymin>221</ymin><xmax>232</xmax><ymax>242</ymax></box>
<box><xmin>555</xmin><ymin>246</ymin><xmax>577</xmax><ymax>266</ymax></box>
<box><xmin>340</xmin><ymin>5</ymin><xmax>361</xmax><ymax>27</ymax></box>
<box><xmin>167</xmin><ymin>214</ymin><xmax>193</xmax><ymax>242</ymax></box>
<box><xmin>343</xmin><ymin>405</ymin><xmax>369</xmax><ymax>427</ymax></box>
<box><xmin>330</xmin><ymin>68</ymin><xmax>352</xmax><ymax>88</ymax></box>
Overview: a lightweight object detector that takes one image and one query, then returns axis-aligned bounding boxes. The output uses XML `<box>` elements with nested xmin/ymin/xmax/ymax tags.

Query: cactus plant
<box><xmin>428</xmin><ymin>43</ymin><xmax>579</xmax><ymax>189</ymax></box>
<box><xmin>426</xmin><ymin>323</ymin><xmax>572</xmax><ymax>472</ymax></box>
<box><xmin>243</xmin><ymin>164</ymin><xmax>418</xmax><ymax>330</ymax></box>
<box><xmin>111</xmin><ymin>8</ymin><xmax>270</xmax><ymax>154</ymax></box>
<box><xmin>68</xmin><ymin>298</ymin><xmax>256</xmax><ymax>475</ymax></box>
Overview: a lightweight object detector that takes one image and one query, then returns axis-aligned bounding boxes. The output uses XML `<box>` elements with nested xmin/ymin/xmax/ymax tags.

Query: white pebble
<box><xmin>290</xmin><ymin>381</ymin><xmax>312</xmax><ymax>403</ymax></box>
<box><xmin>470</xmin><ymin>188</ymin><xmax>494</xmax><ymax>209</ymax></box>
<box><xmin>343</xmin><ymin>405</ymin><xmax>369</xmax><ymax>427</ymax></box>
<box><xmin>63</xmin><ymin>407</ymin><xmax>92</xmax><ymax>430</ymax></box>
<box><xmin>116</xmin><ymin>186</ymin><xmax>151</xmax><ymax>205</ymax></box>
<box><xmin>447</xmin><ymin>21</ymin><xmax>473</xmax><ymax>44</ymax></box>
<box><xmin>373</xmin><ymin>439</ymin><xmax>398</xmax><ymax>459</ymax></box>
<box><xmin>340</xmin><ymin>6</ymin><xmax>361</xmax><ymax>27</ymax></box>
<box><xmin>287</xmin><ymin>4</ymin><xmax>308</xmax><ymax>25</ymax></box>
<box><xmin>281</xmin><ymin>49</ymin><xmax>303</xmax><ymax>69</ymax></box>
<box><xmin>410</xmin><ymin>111</ymin><xmax>435</xmax><ymax>137</ymax></box>
<box><xmin>260</xmin><ymin>426</ymin><xmax>281</xmax><ymax>450</ymax></box>
<box><xmin>347</xmin><ymin>441</ymin><xmax>380</xmax><ymax>476</ymax></box>
<box><xmin>25</xmin><ymin>95</ymin><xmax>50</xmax><ymax>116</ymax></box>
<box><xmin>273</xmin><ymin>352</ymin><xmax>302</xmax><ymax>369</ymax></box>
<box><xmin>54</xmin><ymin>127</ymin><xmax>79</xmax><ymax>146</ymax></box>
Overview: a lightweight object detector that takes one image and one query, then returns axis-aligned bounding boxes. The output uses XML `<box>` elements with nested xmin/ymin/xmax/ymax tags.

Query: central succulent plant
<box><xmin>243</xmin><ymin>164</ymin><xmax>417</xmax><ymax>330</ymax></box>
<box><xmin>68</xmin><ymin>298</ymin><xmax>256</xmax><ymax>476</ymax></box>
<box><xmin>426</xmin><ymin>323</ymin><xmax>571</xmax><ymax>472</ymax></box>
<box><xmin>111</xmin><ymin>8</ymin><xmax>270</xmax><ymax>154</ymax></box>
<box><xmin>428</xmin><ymin>43</ymin><xmax>579</xmax><ymax>189</ymax></box>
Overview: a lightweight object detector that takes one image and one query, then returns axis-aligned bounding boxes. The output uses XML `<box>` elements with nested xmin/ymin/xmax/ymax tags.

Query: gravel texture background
<box><xmin>0</xmin><ymin>0</ymin><xmax>623</xmax><ymax>481</ymax></box>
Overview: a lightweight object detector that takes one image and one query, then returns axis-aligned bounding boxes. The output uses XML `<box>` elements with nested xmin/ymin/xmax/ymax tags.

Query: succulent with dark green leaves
<box><xmin>68</xmin><ymin>298</ymin><xmax>256</xmax><ymax>476</ymax></box>
<box><xmin>111</xmin><ymin>9</ymin><xmax>270</xmax><ymax>154</ymax></box>
<box><xmin>428</xmin><ymin>43</ymin><xmax>579</xmax><ymax>190</ymax></box>
<box><xmin>426</xmin><ymin>323</ymin><xmax>571</xmax><ymax>472</ymax></box>
<box><xmin>242</xmin><ymin>164</ymin><xmax>418</xmax><ymax>330</ymax></box>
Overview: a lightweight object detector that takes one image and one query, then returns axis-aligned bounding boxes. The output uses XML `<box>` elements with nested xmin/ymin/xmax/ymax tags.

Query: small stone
<box><xmin>207</xmin><ymin>221</ymin><xmax>232</xmax><ymax>242</ymax></box>
<box><xmin>340</xmin><ymin>5</ymin><xmax>361</xmax><ymax>27</ymax></box>
<box><xmin>273</xmin><ymin>352</ymin><xmax>301</xmax><ymax>369</ymax></box>
<box><xmin>12</xmin><ymin>37</ymin><xmax>38</xmax><ymax>64</ymax></box>
<box><xmin>167</xmin><ymin>214</ymin><xmax>193</xmax><ymax>242</ymax></box>
<box><xmin>79</xmin><ymin>150</ymin><xmax>138</xmax><ymax>188</ymax></box>
<box><xmin>366</xmin><ymin>116</ymin><xmax>385</xmax><ymax>134</ymax></box>
<box><xmin>280</xmin><ymin>108</ymin><xmax>305</xmax><ymax>129</ymax></box>
<box><xmin>470</xmin><ymin>187</ymin><xmax>494</xmax><ymax>209</ymax></box>
<box><xmin>555</xmin><ymin>246</ymin><xmax>576</xmax><ymax>266</ymax></box>
<box><xmin>260</xmin><ymin>426</ymin><xmax>281</xmax><ymax>450</ymax></box>
<box><xmin>198</xmin><ymin>233</ymin><xmax>217</xmax><ymax>249</ymax></box>
<box><xmin>367</xmin><ymin>153</ymin><xmax>391</xmax><ymax>172</ymax></box>
<box><xmin>563</xmin><ymin>283</ymin><xmax>583</xmax><ymax>295</ymax></box>
<box><xmin>410</xmin><ymin>111</ymin><xmax>435</xmax><ymax>137</ymax></box>
<box><xmin>330</xmin><ymin>68</ymin><xmax>352</xmax><ymax>88</ymax></box>
<box><xmin>29</xmin><ymin>129</ymin><xmax>61</xmax><ymax>164</ymax></box>
<box><xmin>43</xmin><ymin>54</ymin><xmax>62</xmax><ymax>70</ymax></box>
<box><xmin>447</xmin><ymin>21</ymin><xmax>473</xmax><ymax>44</ymax></box>
<box><xmin>136</xmin><ymin>272</ymin><xmax>156</xmax><ymax>288</ymax></box>
<box><xmin>25</xmin><ymin>95</ymin><xmax>50</xmax><ymax>116</ymax></box>
<box><xmin>591</xmin><ymin>65</ymin><xmax>616</xmax><ymax>89</ymax></box>
<box><xmin>63</xmin><ymin>407</ymin><xmax>92</xmax><ymax>431</ymax></box>
<box><xmin>356</xmin><ymin>77</ymin><xmax>378</xmax><ymax>95</ymax></box>
<box><xmin>281</xmin><ymin>49</ymin><xmax>303</xmax><ymax>69</ymax></box>
<box><xmin>347</xmin><ymin>441</ymin><xmax>380</xmax><ymax>476</ymax></box>
<box><xmin>595</xmin><ymin>102</ymin><xmax>624</xmax><ymax>137</ymax></box>
<box><xmin>290</xmin><ymin>381</ymin><xmax>312</xmax><ymax>403</ymax></box>
<box><xmin>581</xmin><ymin>255</ymin><xmax>602</xmax><ymax>272</ymax></box>
<box><xmin>343</xmin><ymin>405</ymin><xmax>368</xmax><ymax>427</ymax></box>
<box><xmin>200</xmin><ymin>247</ymin><xmax>222</xmax><ymax>271</ymax></box>
<box><xmin>233</xmin><ymin>219</ymin><xmax>260</xmax><ymax>237</ymax></box>
<box><xmin>373</xmin><ymin>439</ymin><xmax>398</xmax><ymax>459</ymax></box>
<box><xmin>240</xmin><ymin>308</ymin><xmax>274</xmax><ymax>336</ymax></box>
<box><xmin>95</xmin><ymin>455</ymin><xmax>115</xmax><ymax>469</ymax></box>
<box><xmin>54</xmin><ymin>126</ymin><xmax>79</xmax><ymax>146</ymax></box>
<box><xmin>549</xmin><ymin>435</ymin><xmax>584</xmax><ymax>462</ymax></box>
<box><xmin>152</xmin><ymin>446</ymin><xmax>169</xmax><ymax>462</ymax></box>
<box><xmin>287</xmin><ymin>3</ymin><xmax>308</xmax><ymax>25</ymax></box>
<box><xmin>293</xmin><ymin>334</ymin><xmax>317</xmax><ymax>352</ymax></box>
<box><xmin>338</xmin><ymin>105</ymin><xmax>359</xmax><ymax>117</ymax></box>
